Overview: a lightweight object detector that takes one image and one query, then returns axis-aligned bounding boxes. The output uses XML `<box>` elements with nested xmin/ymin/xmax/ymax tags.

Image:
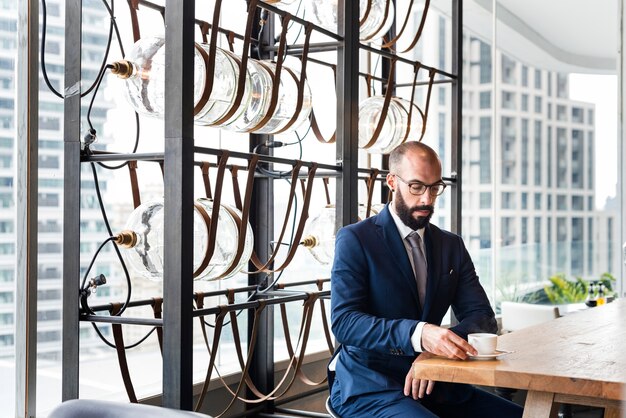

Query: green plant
<box><xmin>543</xmin><ymin>274</ymin><xmax>588</xmax><ymax>304</ymax></box>
<box><xmin>542</xmin><ymin>272</ymin><xmax>617</xmax><ymax>304</ymax></box>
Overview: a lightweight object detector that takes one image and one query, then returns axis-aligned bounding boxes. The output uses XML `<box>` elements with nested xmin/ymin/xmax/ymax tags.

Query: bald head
<box><xmin>388</xmin><ymin>141</ymin><xmax>441</xmax><ymax>176</ymax></box>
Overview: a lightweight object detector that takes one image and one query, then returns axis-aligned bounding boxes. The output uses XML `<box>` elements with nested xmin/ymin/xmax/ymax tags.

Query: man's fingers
<box><xmin>418</xmin><ymin>379</ymin><xmax>427</xmax><ymax>398</ymax></box>
<box><xmin>427</xmin><ymin>380</ymin><xmax>435</xmax><ymax>395</ymax></box>
<box><xmin>403</xmin><ymin>368</ymin><xmax>412</xmax><ymax>396</ymax></box>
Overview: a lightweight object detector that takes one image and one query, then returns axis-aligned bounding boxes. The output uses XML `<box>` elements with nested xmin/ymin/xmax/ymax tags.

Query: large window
<box><xmin>6</xmin><ymin>0</ymin><xmax>625</xmax><ymax>415</ymax></box>
<box><xmin>461</xmin><ymin>1</ymin><xmax>622</xmax><ymax>310</ymax></box>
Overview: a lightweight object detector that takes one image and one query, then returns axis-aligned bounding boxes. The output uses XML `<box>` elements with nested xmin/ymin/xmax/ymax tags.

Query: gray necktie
<box><xmin>406</xmin><ymin>232</ymin><xmax>427</xmax><ymax>307</ymax></box>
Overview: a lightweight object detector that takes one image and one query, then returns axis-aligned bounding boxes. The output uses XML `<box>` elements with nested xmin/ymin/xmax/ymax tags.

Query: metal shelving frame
<box><xmin>61</xmin><ymin>0</ymin><xmax>463</xmax><ymax>414</ymax></box>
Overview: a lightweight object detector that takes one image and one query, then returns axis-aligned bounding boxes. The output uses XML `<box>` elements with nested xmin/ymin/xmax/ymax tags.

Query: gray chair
<box><xmin>48</xmin><ymin>399</ymin><xmax>211</xmax><ymax>418</ymax></box>
<box><xmin>325</xmin><ymin>396</ymin><xmax>341</xmax><ymax>418</ymax></box>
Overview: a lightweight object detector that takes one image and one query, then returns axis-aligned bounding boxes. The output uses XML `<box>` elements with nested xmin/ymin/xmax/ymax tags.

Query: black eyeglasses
<box><xmin>394</xmin><ymin>174</ymin><xmax>447</xmax><ymax>196</ymax></box>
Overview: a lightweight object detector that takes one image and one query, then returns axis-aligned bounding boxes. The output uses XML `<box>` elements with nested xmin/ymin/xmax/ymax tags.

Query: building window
<box><xmin>501</xmin><ymin>54</ymin><xmax>516</xmax><ymax>84</ymax></box>
<box><xmin>521</xmin><ymin>119</ymin><xmax>528</xmax><ymax>185</ymax></box>
<box><xmin>0</xmin><ymin>220</ymin><xmax>13</xmax><ymax>233</ymax></box>
<box><xmin>534</xmin><ymin>69</ymin><xmax>542</xmax><ymax>89</ymax></box>
<box><xmin>479</xmin><ymin>43</ymin><xmax>491</xmax><ymax>84</ymax></box>
<box><xmin>0</xmin><ymin>243</ymin><xmax>14</xmax><ymax>255</ymax></box>
<box><xmin>572</xmin><ymin>107</ymin><xmax>584</xmax><ymax>124</ymax></box>
<box><xmin>521</xmin><ymin>192</ymin><xmax>528</xmax><ymax>210</ymax></box>
<box><xmin>39</xmin><ymin>193</ymin><xmax>60</xmax><ymax>207</ymax></box>
<box><xmin>572</xmin><ymin>196</ymin><xmax>584</xmax><ymax>211</ymax></box>
<box><xmin>557</xmin><ymin>128</ymin><xmax>568</xmax><ymax>188</ymax></box>
<box><xmin>534</xmin><ymin>217</ymin><xmax>541</xmax><ymax>244</ymax></box>
<box><xmin>39</xmin><ymin>116</ymin><xmax>60</xmax><ymax>131</ymax></box>
<box><xmin>557</xmin><ymin>105</ymin><xmax>567</xmax><ymax>121</ymax></box>
<box><xmin>39</xmin><ymin>155</ymin><xmax>60</xmax><ymax>169</ymax></box>
<box><xmin>521</xmin><ymin>94</ymin><xmax>528</xmax><ymax>111</ymax></box>
<box><xmin>557</xmin><ymin>73</ymin><xmax>568</xmax><ymax>98</ymax></box>
<box><xmin>557</xmin><ymin>195</ymin><xmax>567</xmax><ymax>211</ymax></box>
<box><xmin>534</xmin><ymin>193</ymin><xmax>542</xmax><ymax>210</ymax></box>
<box><xmin>521</xmin><ymin>65</ymin><xmax>528</xmax><ymax>86</ymax></box>
<box><xmin>502</xmin><ymin>192</ymin><xmax>516</xmax><ymax>209</ymax></box>
<box><xmin>479</xmin><ymin>192</ymin><xmax>491</xmax><ymax>209</ymax></box>
<box><xmin>502</xmin><ymin>91</ymin><xmax>516</xmax><ymax>109</ymax></box>
<box><xmin>479</xmin><ymin>91</ymin><xmax>491</xmax><ymax>109</ymax></box>
<box><xmin>534</xmin><ymin>121</ymin><xmax>542</xmax><ymax>186</ymax></box>
<box><xmin>479</xmin><ymin>217</ymin><xmax>491</xmax><ymax>249</ymax></box>
<box><xmin>501</xmin><ymin>217</ymin><xmax>516</xmax><ymax>246</ymax></box>
<box><xmin>534</xmin><ymin>96</ymin><xmax>542</xmax><ymax>113</ymax></box>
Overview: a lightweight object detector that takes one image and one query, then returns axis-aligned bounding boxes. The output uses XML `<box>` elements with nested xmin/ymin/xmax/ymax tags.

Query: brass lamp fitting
<box><xmin>301</xmin><ymin>235</ymin><xmax>318</xmax><ymax>249</ymax></box>
<box><xmin>114</xmin><ymin>230</ymin><xmax>138</xmax><ymax>248</ymax></box>
<box><xmin>110</xmin><ymin>60</ymin><xmax>134</xmax><ymax>79</ymax></box>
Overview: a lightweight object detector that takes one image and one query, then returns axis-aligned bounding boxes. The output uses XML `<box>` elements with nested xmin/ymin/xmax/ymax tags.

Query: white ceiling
<box><xmin>462</xmin><ymin>0</ymin><xmax>619</xmax><ymax>74</ymax></box>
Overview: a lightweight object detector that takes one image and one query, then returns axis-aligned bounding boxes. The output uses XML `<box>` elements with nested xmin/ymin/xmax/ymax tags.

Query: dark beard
<box><xmin>395</xmin><ymin>188</ymin><xmax>434</xmax><ymax>230</ymax></box>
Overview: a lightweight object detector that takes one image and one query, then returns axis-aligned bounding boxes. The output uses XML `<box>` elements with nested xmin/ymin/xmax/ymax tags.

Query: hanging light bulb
<box><xmin>224</xmin><ymin>61</ymin><xmax>313</xmax><ymax>134</ymax></box>
<box><xmin>110</xmin><ymin>36</ymin><xmax>251</xmax><ymax>126</ymax></box>
<box><xmin>115</xmin><ymin>198</ymin><xmax>253</xmax><ymax>281</ymax></box>
<box><xmin>301</xmin><ymin>204</ymin><xmax>381</xmax><ymax>265</ymax></box>
<box><xmin>358</xmin><ymin>96</ymin><xmax>423</xmax><ymax>154</ymax></box>
<box><xmin>111</xmin><ymin>37</ymin><xmax>311</xmax><ymax>134</ymax></box>
<box><xmin>307</xmin><ymin>0</ymin><xmax>395</xmax><ymax>42</ymax></box>
<box><xmin>194</xmin><ymin>198</ymin><xmax>254</xmax><ymax>280</ymax></box>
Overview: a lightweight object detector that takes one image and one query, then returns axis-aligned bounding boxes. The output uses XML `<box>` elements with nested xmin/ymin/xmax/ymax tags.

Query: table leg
<box><xmin>522</xmin><ymin>391</ymin><xmax>559</xmax><ymax>418</ymax></box>
<box><xmin>603</xmin><ymin>407</ymin><xmax>623</xmax><ymax>418</ymax></box>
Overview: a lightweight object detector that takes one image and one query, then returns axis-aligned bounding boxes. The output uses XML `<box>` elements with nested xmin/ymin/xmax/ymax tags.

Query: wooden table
<box><xmin>413</xmin><ymin>299</ymin><xmax>626</xmax><ymax>418</ymax></box>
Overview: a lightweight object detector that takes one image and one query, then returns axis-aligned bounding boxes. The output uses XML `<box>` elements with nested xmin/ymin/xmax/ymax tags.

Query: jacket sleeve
<box><xmin>330</xmin><ymin>226</ymin><xmax>418</xmax><ymax>355</ymax></box>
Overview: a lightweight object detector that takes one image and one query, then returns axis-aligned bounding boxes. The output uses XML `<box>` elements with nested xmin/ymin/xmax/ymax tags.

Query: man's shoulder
<box><xmin>428</xmin><ymin>223</ymin><xmax>463</xmax><ymax>243</ymax></box>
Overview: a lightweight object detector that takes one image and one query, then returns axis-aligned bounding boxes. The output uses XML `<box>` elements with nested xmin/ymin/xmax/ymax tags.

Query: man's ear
<box><xmin>386</xmin><ymin>173</ymin><xmax>396</xmax><ymax>192</ymax></box>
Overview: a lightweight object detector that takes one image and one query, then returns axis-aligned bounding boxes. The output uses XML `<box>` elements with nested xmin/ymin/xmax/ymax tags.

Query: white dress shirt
<box><xmin>388</xmin><ymin>202</ymin><xmax>427</xmax><ymax>352</ymax></box>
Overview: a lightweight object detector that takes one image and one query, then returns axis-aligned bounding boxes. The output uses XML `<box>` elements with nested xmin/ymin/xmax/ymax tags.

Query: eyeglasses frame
<box><xmin>393</xmin><ymin>174</ymin><xmax>447</xmax><ymax>196</ymax></box>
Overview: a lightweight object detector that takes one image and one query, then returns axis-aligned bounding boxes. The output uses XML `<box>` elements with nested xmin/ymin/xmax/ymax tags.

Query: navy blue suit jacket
<box><xmin>329</xmin><ymin>204</ymin><xmax>496</xmax><ymax>405</ymax></box>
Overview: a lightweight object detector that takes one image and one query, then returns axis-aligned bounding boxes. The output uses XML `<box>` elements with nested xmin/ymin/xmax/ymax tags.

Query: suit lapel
<box><xmin>375</xmin><ymin>205</ymin><xmax>420</xmax><ymax>305</ymax></box>
<box><xmin>422</xmin><ymin>224</ymin><xmax>442</xmax><ymax>319</ymax></box>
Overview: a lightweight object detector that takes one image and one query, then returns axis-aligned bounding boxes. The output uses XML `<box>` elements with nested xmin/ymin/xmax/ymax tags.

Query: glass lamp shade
<box><xmin>112</xmin><ymin>37</ymin><xmax>250</xmax><ymax>126</ymax></box>
<box><xmin>226</xmin><ymin>61</ymin><xmax>312</xmax><ymax>134</ymax></box>
<box><xmin>194</xmin><ymin>198</ymin><xmax>254</xmax><ymax>280</ymax></box>
<box><xmin>194</xmin><ymin>48</ymin><xmax>251</xmax><ymax>126</ymax></box>
<box><xmin>358</xmin><ymin>96</ymin><xmax>423</xmax><ymax>154</ymax></box>
<box><xmin>302</xmin><ymin>204</ymin><xmax>381</xmax><ymax>265</ymax></box>
<box><xmin>308</xmin><ymin>0</ymin><xmax>395</xmax><ymax>41</ymax></box>
<box><xmin>121</xmin><ymin>199</ymin><xmax>209</xmax><ymax>281</ymax></box>
<box><xmin>112</xmin><ymin>37</ymin><xmax>203</xmax><ymax>118</ymax></box>
<box><xmin>119</xmin><ymin>198</ymin><xmax>253</xmax><ymax>281</ymax></box>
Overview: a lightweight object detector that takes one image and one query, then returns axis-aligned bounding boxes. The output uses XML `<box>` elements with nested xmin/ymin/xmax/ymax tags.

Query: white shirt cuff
<box><xmin>411</xmin><ymin>321</ymin><xmax>427</xmax><ymax>352</ymax></box>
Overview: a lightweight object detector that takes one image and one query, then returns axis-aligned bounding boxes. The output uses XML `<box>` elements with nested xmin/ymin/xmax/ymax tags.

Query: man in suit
<box><xmin>328</xmin><ymin>142</ymin><xmax>522</xmax><ymax>417</ymax></box>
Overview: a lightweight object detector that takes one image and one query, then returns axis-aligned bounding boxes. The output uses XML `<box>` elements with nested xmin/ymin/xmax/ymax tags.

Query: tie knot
<box><xmin>406</xmin><ymin>231</ymin><xmax>421</xmax><ymax>248</ymax></box>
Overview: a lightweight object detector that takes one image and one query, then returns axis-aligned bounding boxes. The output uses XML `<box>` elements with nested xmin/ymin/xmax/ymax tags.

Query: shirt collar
<box><xmin>389</xmin><ymin>202</ymin><xmax>425</xmax><ymax>242</ymax></box>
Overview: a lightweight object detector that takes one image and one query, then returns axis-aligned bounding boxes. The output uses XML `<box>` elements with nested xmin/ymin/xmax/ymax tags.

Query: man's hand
<box><xmin>404</xmin><ymin>352</ymin><xmax>435</xmax><ymax>400</ymax></box>
<box><xmin>421</xmin><ymin>324</ymin><xmax>476</xmax><ymax>360</ymax></box>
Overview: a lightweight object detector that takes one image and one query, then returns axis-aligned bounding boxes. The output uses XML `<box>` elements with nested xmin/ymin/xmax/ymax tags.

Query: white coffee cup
<box><xmin>467</xmin><ymin>333</ymin><xmax>498</xmax><ymax>355</ymax></box>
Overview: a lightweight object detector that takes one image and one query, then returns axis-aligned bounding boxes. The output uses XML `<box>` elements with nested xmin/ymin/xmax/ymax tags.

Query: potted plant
<box><xmin>520</xmin><ymin>273</ymin><xmax>617</xmax><ymax>313</ymax></box>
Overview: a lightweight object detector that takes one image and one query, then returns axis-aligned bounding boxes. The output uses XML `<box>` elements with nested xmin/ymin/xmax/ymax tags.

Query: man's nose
<box><xmin>419</xmin><ymin>191</ymin><xmax>434</xmax><ymax>206</ymax></box>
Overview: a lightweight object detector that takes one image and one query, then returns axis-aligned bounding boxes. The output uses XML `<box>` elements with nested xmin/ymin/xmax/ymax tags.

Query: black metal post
<box><xmin>336</xmin><ymin>0</ymin><xmax>360</xmax><ymax>227</ymax></box>
<box><xmin>380</xmin><ymin>0</ymin><xmax>397</xmax><ymax>203</ymax></box>
<box><xmin>248</xmin><ymin>3</ymin><xmax>275</xmax><ymax>414</ymax></box>
<box><xmin>62</xmin><ymin>0</ymin><xmax>82</xmax><ymax>401</ymax></box>
<box><xmin>163</xmin><ymin>0</ymin><xmax>195</xmax><ymax>409</ymax></box>
<box><xmin>451</xmin><ymin>0</ymin><xmax>463</xmax><ymax>234</ymax></box>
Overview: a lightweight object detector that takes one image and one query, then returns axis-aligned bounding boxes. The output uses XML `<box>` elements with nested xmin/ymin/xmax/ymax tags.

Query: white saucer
<box><xmin>468</xmin><ymin>349</ymin><xmax>511</xmax><ymax>360</ymax></box>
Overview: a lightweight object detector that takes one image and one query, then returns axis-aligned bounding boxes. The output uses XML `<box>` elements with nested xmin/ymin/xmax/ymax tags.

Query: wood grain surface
<box><xmin>413</xmin><ymin>299</ymin><xmax>626</xmax><ymax>401</ymax></box>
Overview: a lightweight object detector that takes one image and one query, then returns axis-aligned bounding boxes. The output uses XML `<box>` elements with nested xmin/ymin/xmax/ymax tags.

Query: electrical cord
<box><xmin>41</xmin><ymin>0</ymin><xmax>140</xmax><ymax>169</ymax></box>
<box><xmin>40</xmin><ymin>0</ymin><xmax>117</xmax><ymax>98</ymax></box>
